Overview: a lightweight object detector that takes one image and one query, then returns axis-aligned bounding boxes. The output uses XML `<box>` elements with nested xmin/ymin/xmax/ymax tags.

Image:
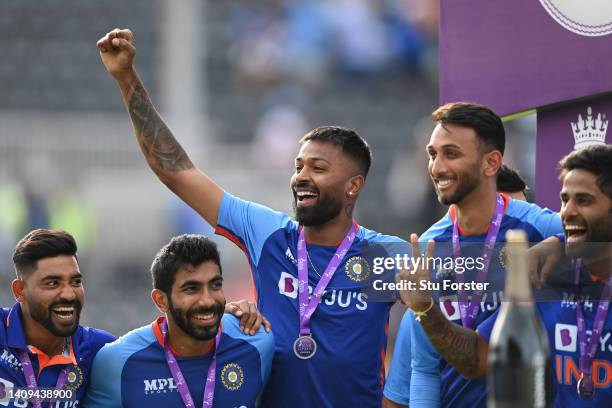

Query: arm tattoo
<box><xmin>420</xmin><ymin>306</ymin><xmax>482</xmax><ymax>378</ymax></box>
<box><xmin>127</xmin><ymin>82</ymin><xmax>194</xmax><ymax>172</ymax></box>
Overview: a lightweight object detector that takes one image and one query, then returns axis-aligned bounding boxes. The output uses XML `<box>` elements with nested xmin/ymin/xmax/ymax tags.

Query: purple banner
<box><xmin>536</xmin><ymin>94</ymin><xmax>611</xmax><ymax>210</ymax></box>
<box><xmin>440</xmin><ymin>0</ymin><xmax>612</xmax><ymax>116</ymax></box>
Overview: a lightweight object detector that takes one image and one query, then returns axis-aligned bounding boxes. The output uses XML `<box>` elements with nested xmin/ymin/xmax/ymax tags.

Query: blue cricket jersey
<box><xmin>84</xmin><ymin>314</ymin><xmax>273</xmax><ymax>407</ymax></box>
<box><xmin>215</xmin><ymin>192</ymin><xmax>405</xmax><ymax>408</ymax></box>
<box><xmin>479</xmin><ymin>267</ymin><xmax>612</xmax><ymax>407</ymax></box>
<box><xmin>385</xmin><ymin>196</ymin><xmax>562</xmax><ymax>407</ymax></box>
<box><xmin>0</xmin><ymin>303</ymin><xmax>115</xmax><ymax>408</ymax></box>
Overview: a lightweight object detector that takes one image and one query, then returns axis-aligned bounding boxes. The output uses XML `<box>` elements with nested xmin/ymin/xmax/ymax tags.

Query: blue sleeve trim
<box><xmin>408</xmin><ymin>311</ymin><xmax>441</xmax><ymax>407</ymax></box>
<box><xmin>221</xmin><ymin>315</ymin><xmax>274</xmax><ymax>390</ymax></box>
<box><xmin>84</xmin><ymin>326</ymin><xmax>156</xmax><ymax>408</ymax></box>
<box><xmin>506</xmin><ymin>200</ymin><xmax>563</xmax><ymax>238</ymax></box>
<box><xmin>384</xmin><ymin>310</ymin><xmax>413</xmax><ymax>405</ymax></box>
<box><xmin>216</xmin><ymin>192</ymin><xmax>295</xmax><ymax>267</ymax></box>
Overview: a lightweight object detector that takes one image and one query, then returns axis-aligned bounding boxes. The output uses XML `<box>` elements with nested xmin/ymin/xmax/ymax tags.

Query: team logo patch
<box><xmin>64</xmin><ymin>365</ymin><xmax>83</xmax><ymax>390</ymax></box>
<box><xmin>344</xmin><ymin>257</ymin><xmax>371</xmax><ymax>282</ymax></box>
<box><xmin>221</xmin><ymin>363</ymin><xmax>244</xmax><ymax>391</ymax></box>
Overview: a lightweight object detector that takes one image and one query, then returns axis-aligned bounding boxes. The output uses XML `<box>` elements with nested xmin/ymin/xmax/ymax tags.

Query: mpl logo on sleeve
<box><xmin>539</xmin><ymin>0</ymin><xmax>612</xmax><ymax>37</ymax></box>
<box><xmin>555</xmin><ymin>323</ymin><xmax>577</xmax><ymax>352</ymax></box>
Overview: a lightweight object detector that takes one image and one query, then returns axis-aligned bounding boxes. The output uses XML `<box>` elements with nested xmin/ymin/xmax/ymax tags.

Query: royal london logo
<box><xmin>221</xmin><ymin>363</ymin><xmax>244</xmax><ymax>391</ymax></box>
<box><xmin>344</xmin><ymin>256</ymin><xmax>371</xmax><ymax>282</ymax></box>
<box><xmin>539</xmin><ymin>0</ymin><xmax>612</xmax><ymax>37</ymax></box>
<box><xmin>571</xmin><ymin>106</ymin><xmax>608</xmax><ymax>150</ymax></box>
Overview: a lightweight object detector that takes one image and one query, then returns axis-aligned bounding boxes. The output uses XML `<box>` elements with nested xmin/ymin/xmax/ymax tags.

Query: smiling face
<box><xmin>560</xmin><ymin>168</ymin><xmax>612</xmax><ymax>259</ymax></box>
<box><xmin>164</xmin><ymin>261</ymin><xmax>225</xmax><ymax>341</ymax></box>
<box><xmin>426</xmin><ymin>123</ymin><xmax>486</xmax><ymax>205</ymax></box>
<box><xmin>290</xmin><ymin>140</ymin><xmax>361</xmax><ymax>226</ymax></box>
<box><xmin>17</xmin><ymin>255</ymin><xmax>84</xmax><ymax>337</ymax></box>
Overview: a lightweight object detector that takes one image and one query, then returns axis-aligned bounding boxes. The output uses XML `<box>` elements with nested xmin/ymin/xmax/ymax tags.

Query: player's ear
<box><xmin>345</xmin><ymin>175</ymin><xmax>365</xmax><ymax>198</ymax></box>
<box><xmin>151</xmin><ymin>289</ymin><xmax>170</xmax><ymax>314</ymax></box>
<box><xmin>483</xmin><ymin>150</ymin><xmax>502</xmax><ymax>177</ymax></box>
<box><xmin>12</xmin><ymin>278</ymin><xmax>25</xmax><ymax>303</ymax></box>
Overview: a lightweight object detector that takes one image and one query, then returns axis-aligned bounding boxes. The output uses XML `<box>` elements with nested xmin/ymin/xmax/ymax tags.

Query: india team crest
<box><xmin>64</xmin><ymin>364</ymin><xmax>83</xmax><ymax>390</ymax></box>
<box><xmin>344</xmin><ymin>256</ymin><xmax>371</xmax><ymax>282</ymax></box>
<box><xmin>221</xmin><ymin>363</ymin><xmax>244</xmax><ymax>391</ymax></box>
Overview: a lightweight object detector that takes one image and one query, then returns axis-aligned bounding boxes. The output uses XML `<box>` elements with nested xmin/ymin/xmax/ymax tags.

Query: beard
<box><xmin>436</xmin><ymin>163</ymin><xmax>481</xmax><ymax>206</ymax></box>
<box><xmin>168</xmin><ymin>298</ymin><xmax>225</xmax><ymax>341</ymax></box>
<box><xmin>27</xmin><ymin>299</ymin><xmax>82</xmax><ymax>337</ymax></box>
<box><xmin>293</xmin><ymin>193</ymin><xmax>343</xmax><ymax>226</ymax></box>
<box><xmin>565</xmin><ymin>210</ymin><xmax>612</xmax><ymax>259</ymax></box>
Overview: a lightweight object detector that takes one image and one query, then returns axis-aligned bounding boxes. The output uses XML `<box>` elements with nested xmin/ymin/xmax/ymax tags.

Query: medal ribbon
<box><xmin>297</xmin><ymin>223</ymin><xmax>358</xmax><ymax>336</ymax></box>
<box><xmin>452</xmin><ymin>193</ymin><xmax>504</xmax><ymax>329</ymax></box>
<box><xmin>574</xmin><ymin>259</ymin><xmax>612</xmax><ymax>381</ymax></box>
<box><xmin>17</xmin><ymin>348</ymin><xmax>69</xmax><ymax>408</ymax></box>
<box><xmin>161</xmin><ymin>319</ymin><xmax>221</xmax><ymax>408</ymax></box>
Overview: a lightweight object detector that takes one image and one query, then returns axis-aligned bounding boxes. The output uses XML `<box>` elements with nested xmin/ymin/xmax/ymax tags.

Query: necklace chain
<box><xmin>306</xmin><ymin>250</ymin><xmax>322</xmax><ymax>278</ymax></box>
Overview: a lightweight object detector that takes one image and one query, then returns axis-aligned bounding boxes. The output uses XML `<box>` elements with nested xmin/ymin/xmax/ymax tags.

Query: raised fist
<box><xmin>97</xmin><ymin>28</ymin><xmax>136</xmax><ymax>79</ymax></box>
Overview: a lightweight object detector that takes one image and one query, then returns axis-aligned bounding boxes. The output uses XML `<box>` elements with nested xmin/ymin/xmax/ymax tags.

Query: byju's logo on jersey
<box><xmin>555</xmin><ymin>323</ymin><xmax>577</xmax><ymax>352</ymax></box>
<box><xmin>0</xmin><ymin>378</ymin><xmax>14</xmax><ymax>406</ymax></box>
<box><xmin>144</xmin><ymin>377</ymin><xmax>177</xmax><ymax>394</ymax></box>
<box><xmin>277</xmin><ymin>272</ymin><xmax>368</xmax><ymax>310</ymax></box>
<box><xmin>278</xmin><ymin>272</ymin><xmax>298</xmax><ymax>299</ymax></box>
<box><xmin>221</xmin><ymin>363</ymin><xmax>244</xmax><ymax>391</ymax></box>
<box><xmin>439</xmin><ymin>295</ymin><xmax>460</xmax><ymax>321</ymax></box>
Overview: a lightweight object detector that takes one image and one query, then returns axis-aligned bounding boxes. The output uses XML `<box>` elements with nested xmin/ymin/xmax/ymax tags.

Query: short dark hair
<box><xmin>12</xmin><ymin>229</ymin><xmax>78</xmax><ymax>277</ymax></box>
<box><xmin>432</xmin><ymin>102</ymin><xmax>505</xmax><ymax>155</ymax></box>
<box><xmin>299</xmin><ymin>126</ymin><xmax>372</xmax><ymax>178</ymax></box>
<box><xmin>559</xmin><ymin>144</ymin><xmax>612</xmax><ymax>199</ymax></box>
<box><xmin>497</xmin><ymin>164</ymin><xmax>528</xmax><ymax>194</ymax></box>
<box><xmin>151</xmin><ymin>235</ymin><xmax>222</xmax><ymax>295</ymax></box>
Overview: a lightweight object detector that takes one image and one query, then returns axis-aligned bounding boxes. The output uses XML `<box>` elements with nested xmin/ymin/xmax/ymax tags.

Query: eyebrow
<box><xmin>178</xmin><ymin>276</ymin><xmax>223</xmax><ymax>288</ymax></box>
<box><xmin>426</xmin><ymin>143</ymin><xmax>462</xmax><ymax>150</ymax></box>
<box><xmin>41</xmin><ymin>273</ymin><xmax>83</xmax><ymax>281</ymax></box>
<box><xmin>295</xmin><ymin>157</ymin><xmax>331</xmax><ymax>164</ymax></box>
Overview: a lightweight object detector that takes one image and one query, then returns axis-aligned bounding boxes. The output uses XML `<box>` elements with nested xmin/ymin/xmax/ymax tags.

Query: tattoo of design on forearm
<box><xmin>421</xmin><ymin>306</ymin><xmax>480</xmax><ymax>376</ymax></box>
<box><xmin>128</xmin><ymin>82</ymin><xmax>194</xmax><ymax>172</ymax></box>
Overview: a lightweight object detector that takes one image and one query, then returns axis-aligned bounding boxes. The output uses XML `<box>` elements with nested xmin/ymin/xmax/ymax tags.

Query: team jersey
<box><xmin>84</xmin><ymin>314</ymin><xmax>273</xmax><ymax>408</ymax></box>
<box><xmin>0</xmin><ymin>303</ymin><xmax>115</xmax><ymax>408</ymax></box>
<box><xmin>385</xmin><ymin>196</ymin><xmax>563</xmax><ymax>408</ymax></box>
<box><xmin>479</xmin><ymin>267</ymin><xmax>612</xmax><ymax>407</ymax></box>
<box><xmin>215</xmin><ymin>192</ymin><xmax>405</xmax><ymax>408</ymax></box>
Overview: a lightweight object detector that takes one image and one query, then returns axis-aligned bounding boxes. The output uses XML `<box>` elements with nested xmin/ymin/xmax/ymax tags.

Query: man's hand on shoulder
<box><xmin>225</xmin><ymin>300</ymin><xmax>271</xmax><ymax>336</ymax></box>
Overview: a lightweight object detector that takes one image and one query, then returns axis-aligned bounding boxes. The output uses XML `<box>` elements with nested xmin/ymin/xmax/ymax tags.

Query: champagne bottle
<box><xmin>487</xmin><ymin>230</ymin><xmax>553</xmax><ymax>407</ymax></box>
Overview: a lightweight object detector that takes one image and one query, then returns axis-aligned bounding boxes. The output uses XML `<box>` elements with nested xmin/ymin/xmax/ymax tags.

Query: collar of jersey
<box><xmin>449</xmin><ymin>193</ymin><xmax>509</xmax><ymax>236</ymax></box>
<box><xmin>301</xmin><ymin>221</ymin><xmax>361</xmax><ymax>246</ymax></box>
<box><xmin>6</xmin><ymin>303</ymin><xmax>77</xmax><ymax>374</ymax></box>
<box><xmin>152</xmin><ymin>316</ymin><xmax>219</xmax><ymax>356</ymax></box>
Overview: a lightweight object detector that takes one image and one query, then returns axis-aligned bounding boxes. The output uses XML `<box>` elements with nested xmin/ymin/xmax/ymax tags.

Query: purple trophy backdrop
<box><xmin>440</xmin><ymin>0</ymin><xmax>612</xmax><ymax>207</ymax></box>
<box><xmin>537</xmin><ymin>95</ymin><xmax>611</xmax><ymax>211</ymax></box>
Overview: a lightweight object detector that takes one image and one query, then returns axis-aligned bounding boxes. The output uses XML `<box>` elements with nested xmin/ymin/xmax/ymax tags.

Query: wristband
<box><xmin>413</xmin><ymin>298</ymin><xmax>435</xmax><ymax>322</ymax></box>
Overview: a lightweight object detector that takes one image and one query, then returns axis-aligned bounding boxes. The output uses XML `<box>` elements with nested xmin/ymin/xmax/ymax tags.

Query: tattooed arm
<box><xmin>97</xmin><ymin>28</ymin><xmax>223</xmax><ymax>226</ymax></box>
<box><xmin>397</xmin><ymin>234</ymin><xmax>489</xmax><ymax>380</ymax></box>
<box><xmin>418</xmin><ymin>305</ymin><xmax>489</xmax><ymax>379</ymax></box>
